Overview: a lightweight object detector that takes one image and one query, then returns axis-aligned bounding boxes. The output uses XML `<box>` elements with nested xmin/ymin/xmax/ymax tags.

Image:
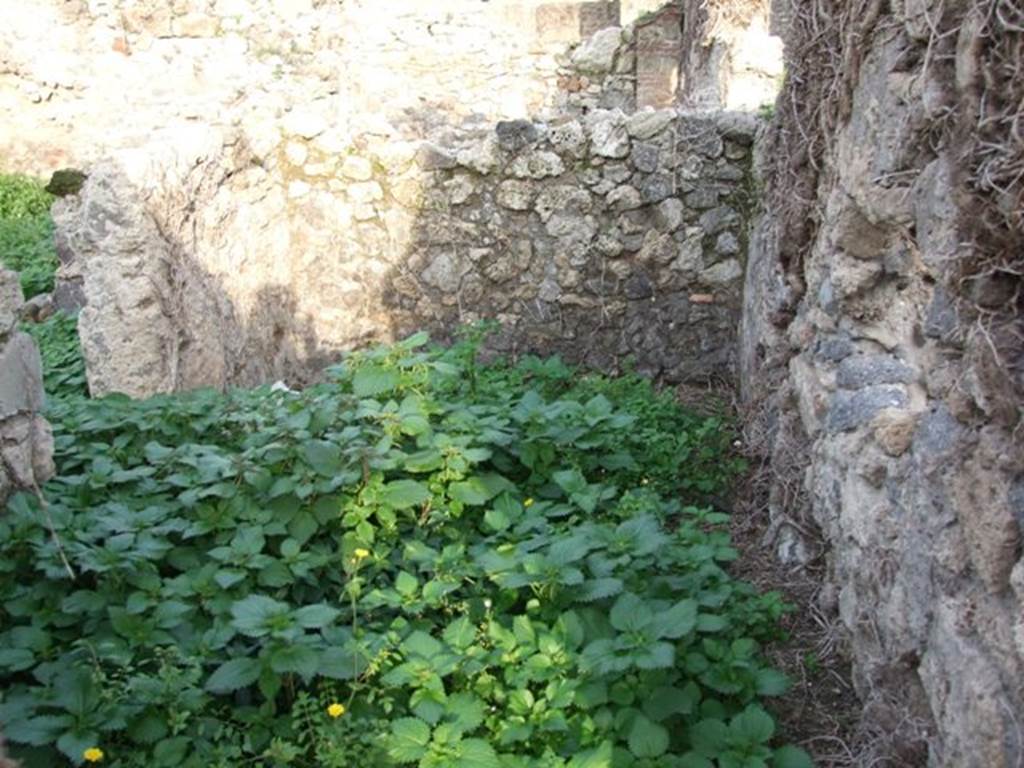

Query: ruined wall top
<box><xmin>1</xmin><ymin>0</ymin><xmax>782</xmax><ymax>176</ymax></box>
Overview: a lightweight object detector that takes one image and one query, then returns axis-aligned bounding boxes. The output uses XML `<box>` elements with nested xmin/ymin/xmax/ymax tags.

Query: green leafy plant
<box><xmin>0</xmin><ymin>329</ymin><xmax>810</xmax><ymax>767</ymax></box>
<box><xmin>0</xmin><ymin>174</ymin><xmax>58</xmax><ymax>298</ymax></box>
<box><xmin>0</xmin><ymin>174</ymin><xmax>53</xmax><ymax>219</ymax></box>
<box><xmin>21</xmin><ymin>311</ymin><xmax>88</xmax><ymax>399</ymax></box>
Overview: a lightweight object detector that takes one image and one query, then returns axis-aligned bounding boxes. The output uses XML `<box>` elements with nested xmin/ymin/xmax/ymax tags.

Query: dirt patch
<box><xmin>727</xmin><ymin>487</ymin><xmax>863</xmax><ymax>766</ymax></box>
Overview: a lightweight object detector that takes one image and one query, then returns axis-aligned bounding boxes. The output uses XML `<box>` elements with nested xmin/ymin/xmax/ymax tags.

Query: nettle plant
<box><xmin>0</xmin><ymin>331</ymin><xmax>811</xmax><ymax>768</ymax></box>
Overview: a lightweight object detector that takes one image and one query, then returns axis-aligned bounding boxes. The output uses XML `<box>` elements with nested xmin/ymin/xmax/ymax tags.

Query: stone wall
<box><xmin>54</xmin><ymin>109</ymin><xmax>757</xmax><ymax>397</ymax></box>
<box><xmin>0</xmin><ymin>0</ymin><xmax>621</xmax><ymax>176</ymax></box>
<box><xmin>1</xmin><ymin>0</ymin><xmax>782</xmax><ymax>177</ymax></box>
<box><xmin>0</xmin><ymin>269</ymin><xmax>54</xmax><ymax>509</ymax></box>
<box><xmin>743</xmin><ymin>0</ymin><xmax>1024</xmax><ymax>765</ymax></box>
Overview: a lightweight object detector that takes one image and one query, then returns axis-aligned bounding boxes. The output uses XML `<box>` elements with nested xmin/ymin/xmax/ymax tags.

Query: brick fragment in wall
<box><xmin>634</xmin><ymin>4</ymin><xmax>683</xmax><ymax>109</ymax></box>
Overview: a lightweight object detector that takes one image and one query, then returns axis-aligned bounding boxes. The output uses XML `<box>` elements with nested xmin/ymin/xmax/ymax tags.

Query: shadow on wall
<box><xmin>50</xmin><ymin>150</ymin><xmax>366</xmax><ymax>397</ymax></box>
<box><xmin>51</xmin><ymin>101</ymin><xmax>758</xmax><ymax>398</ymax></box>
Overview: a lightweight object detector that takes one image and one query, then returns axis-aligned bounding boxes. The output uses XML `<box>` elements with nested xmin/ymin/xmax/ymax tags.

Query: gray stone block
<box><xmin>836</xmin><ymin>354</ymin><xmax>916</xmax><ymax>389</ymax></box>
<box><xmin>0</xmin><ymin>333</ymin><xmax>45</xmax><ymax>418</ymax></box>
<box><xmin>826</xmin><ymin>386</ymin><xmax>908</xmax><ymax>432</ymax></box>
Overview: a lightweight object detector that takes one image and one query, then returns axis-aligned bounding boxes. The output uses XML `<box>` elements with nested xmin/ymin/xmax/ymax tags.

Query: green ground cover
<box><xmin>0</xmin><ymin>173</ymin><xmax>810</xmax><ymax>768</ymax></box>
<box><xmin>0</xmin><ymin>328</ymin><xmax>809</xmax><ymax>768</ymax></box>
<box><xmin>0</xmin><ymin>174</ymin><xmax>59</xmax><ymax>300</ymax></box>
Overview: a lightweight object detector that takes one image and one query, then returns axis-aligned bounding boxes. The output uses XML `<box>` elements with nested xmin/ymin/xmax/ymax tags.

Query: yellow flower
<box><xmin>83</xmin><ymin>747</ymin><xmax>104</xmax><ymax>763</ymax></box>
<box><xmin>523</xmin><ymin>498</ymin><xmax>534</xmax><ymax>508</ymax></box>
<box><xmin>353</xmin><ymin>548</ymin><xmax>370</xmax><ymax>560</ymax></box>
<box><xmin>327</xmin><ymin>702</ymin><xmax>346</xmax><ymax>718</ymax></box>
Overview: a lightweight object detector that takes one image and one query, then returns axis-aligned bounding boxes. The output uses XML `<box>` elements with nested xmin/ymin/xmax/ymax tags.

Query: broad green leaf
<box><xmin>609</xmin><ymin>593</ymin><xmax>652</xmax><ymax>633</ymax></box>
<box><xmin>53</xmin><ymin>668</ymin><xmax>98</xmax><ymax>716</ymax></box>
<box><xmin>288</xmin><ymin>510</ymin><xmax>318</xmax><ymax>543</ymax></box>
<box><xmin>730</xmin><ymin>705</ymin><xmax>775</xmax><ymax>745</ymax></box>
<box><xmin>153</xmin><ymin>736</ymin><xmax>190</xmax><ymax>766</ymax></box>
<box><xmin>644</xmin><ymin>684</ymin><xmax>699</xmax><ymax>721</ymax></box>
<box><xmin>696</xmin><ymin>611</ymin><xmax>728</xmax><ymax>634</ymax></box>
<box><xmin>548</xmin><ymin>533</ymin><xmax>593</xmax><ymax>565</ymax></box>
<box><xmin>270</xmin><ymin>645</ymin><xmax>320</xmax><ymax>678</ymax></box>
<box><xmin>0</xmin><ymin>648</ymin><xmax>34</xmax><ymax>671</ymax></box>
<box><xmin>230</xmin><ymin>595</ymin><xmax>292</xmax><ymax>637</ymax></box>
<box><xmin>449</xmin><ymin>476</ymin><xmax>495</xmax><ymax>506</ymax></box>
<box><xmin>205</xmin><ymin>657</ymin><xmax>261</xmax><ymax>693</ymax></box>
<box><xmin>577</xmin><ymin>577</ymin><xmax>624</xmax><ymax>602</ymax></box>
<box><xmin>382</xmin><ymin>479</ymin><xmax>431</xmax><ymax>509</ymax></box>
<box><xmin>508</xmin><ymin>689</ymin><xmax>535</xmax><ymax>715</ymax></box>
<box><xmin>302</xmin><ymin>439</ymin><xmax>342</xmax><ymax>474</ymax></box>
<box><xmin>214</xmin><ymin>569</ymin><xmax>246</xmax><ymax>589</ymax></box>
<box><xmin>404</xmin><ymin>448</ymin><xmax>444</xmax><ymax>473</ymax></box>
<box><xmin>552</xmin><ymin>468</ymin><xmax>587</xmax><ymax>495</ymax></box>
<box><xmin>443</xmin><ymin>617</ymin><xmax>476</xmax><ymax>649</ymax></box>
<box><xmin>402</xmin><ymin>630</ymin><xmax>444</xmax><ymax>658</ymax></box>
<box><xmin>457</xmin><ymin>738</ymin><xmax>501</xmax><ymax>768</ymax></box>
<box><xmin>411</xmin><ymin>687</ymin><xmax>447</xmax><ymax>725</ymax></box>
<box><xmin>5</xmin><ymin>714</ymin><xmax>72</xmax><ymax>746</ymax></box>
<box><xmin>398</xmin><ymin>330</ymin><xmax>430</xmax><ymax>349</ymax></box>
<box><xmin>353</xmin><ymin>365</ymin><xmax>400</xmax><ymax>397</ymax></box>
<box><xmin>689</xmin><ymin>719</ymin><xmax>728</xmax><ymax>756</ymax></box>
<box><xmin>567</xmin><ymin>740</ymin><xmax>614</xmax><ymax>768</ymax></box>
<box><xmin>650</xmin><ymin>598</ymin><xmax>697</xmax><ymax>639</ymax></box>
<box><xmin>294</xmin><ymin>603</ymin><xmax>341</xmax><ymax>629</ymax></box>
<box><xmin>57</xmin><ymin>729</ymin><xmax>100</xmax><ymax>762</ymax></box>
<box><xmin>387</xmin><ymin>717</ymin><xmax>431</xmax><ymax>763</ymax></box>
<box><xmin>446</xmin><ymin>692</ymin><xmax>485</xmax><ymax>733</ymax></box>
<box><xmin>395</xmin><ymin>571</ymin><xmax>419</xmax><ymax>597</ymax></box>
<box><xmin>772</xmin><ymin>745</ymin><xmax>814</xmax><ymax>768</ymax></box>
<box><xmin>628</xmin><ymin>715</ymin><xmax>669</xmax><ymax>758</ymax></box>
<box><xmin>574</xmin><ymin>680</ymin><xmax>609</xmax><ymax>709</ymax></box>
<box><xmin>129</xmin><ymin>712</ymin><xmax>169</xmax><ymax>744</ymax></box>
<box><xmin>679</xmin><ymin>754</ymin><xmax>715</xmax><ymax>768</ymax></box>
<box><xmin>755</xmin><ymin>668</ymin><xmax>791</xmax><ymax>696</ymax></box>
<box><xmin>319</xmin><ymin>647</ymin><xmax>361</xmax><ymax>680</ymax></box>
<box><xmin>483</xmin><ymin>506</ymin><xmax>511</xmax><ymax>531</ymax></box>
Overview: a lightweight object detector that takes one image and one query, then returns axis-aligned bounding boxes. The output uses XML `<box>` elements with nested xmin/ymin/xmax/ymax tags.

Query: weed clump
<box><xmin>0</xmin><ymin>174</ymin><xmax>57</xmax><ymax>300</ymax></box>
<box><xmin>0</xmin><ymin>332</ymin><xmax>809</xmax><ymax>768</ymax></box>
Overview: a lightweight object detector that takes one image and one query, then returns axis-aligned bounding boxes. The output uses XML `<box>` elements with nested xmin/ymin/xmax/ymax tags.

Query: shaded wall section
<box><xmin>743</xmin><ymin>0</ymin><xmax>1024</xmax><ymax>765</ymax></box>
<box><xmin>53</xmin><ymin>110</ymin><xmax>757</xmax><ymax>397</ymax></box>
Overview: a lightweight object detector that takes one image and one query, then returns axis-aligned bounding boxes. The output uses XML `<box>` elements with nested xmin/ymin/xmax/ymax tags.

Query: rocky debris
<box><xmin>508</xmin><ymin>151</ymin><xmax>565</xmax><ymax>180</ymax></box>
<box><xmin>0</xmin><ymin>269</ymin><xmax>54</xmax><ymax>507</ymax></box>
<box><xmin>495</xmin><ymin>121</ymin><xmax>539</xmax><ymax>152</ymax></box>
<box><xmin>588</xmin><ymin>110</ymin><xmax>631</xmax><ymax>158</ymax></box>
<box><xmin>871</xmin><ymin>408</ymin><xmax>918</xmax><ymax>456</ymax></box>
<box><xmin>626</xmin><ymin>109</ymin><xmax>676</xmax><ymax>140</ymax></box>
<box><xmin>701</xmin><ymin>259</ymin><xmax>742</xmax><ymax>286</ymax></box>
<box><xmin>340</xmin><ymin>156</ymin><xmax>373</xmax><ymax>181</ymax></box>
<box><xmin>415</xmin><ymin>143</ymin><xmax>458</xmax><ymax>171</ymax></box>
<box><xmin>282</xmin><ymin>110</ymin><xmax>327</xmax><ymax>140</ymax></box>
<box><xmin>570</xmin><ymin>27</ymin><xmax>622</xmax><ymax>74</ymax></box>
<box><xmin>19</xmin><ymin>293</ymin><xmax>55</xmax><ymax>323</ymax></box>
